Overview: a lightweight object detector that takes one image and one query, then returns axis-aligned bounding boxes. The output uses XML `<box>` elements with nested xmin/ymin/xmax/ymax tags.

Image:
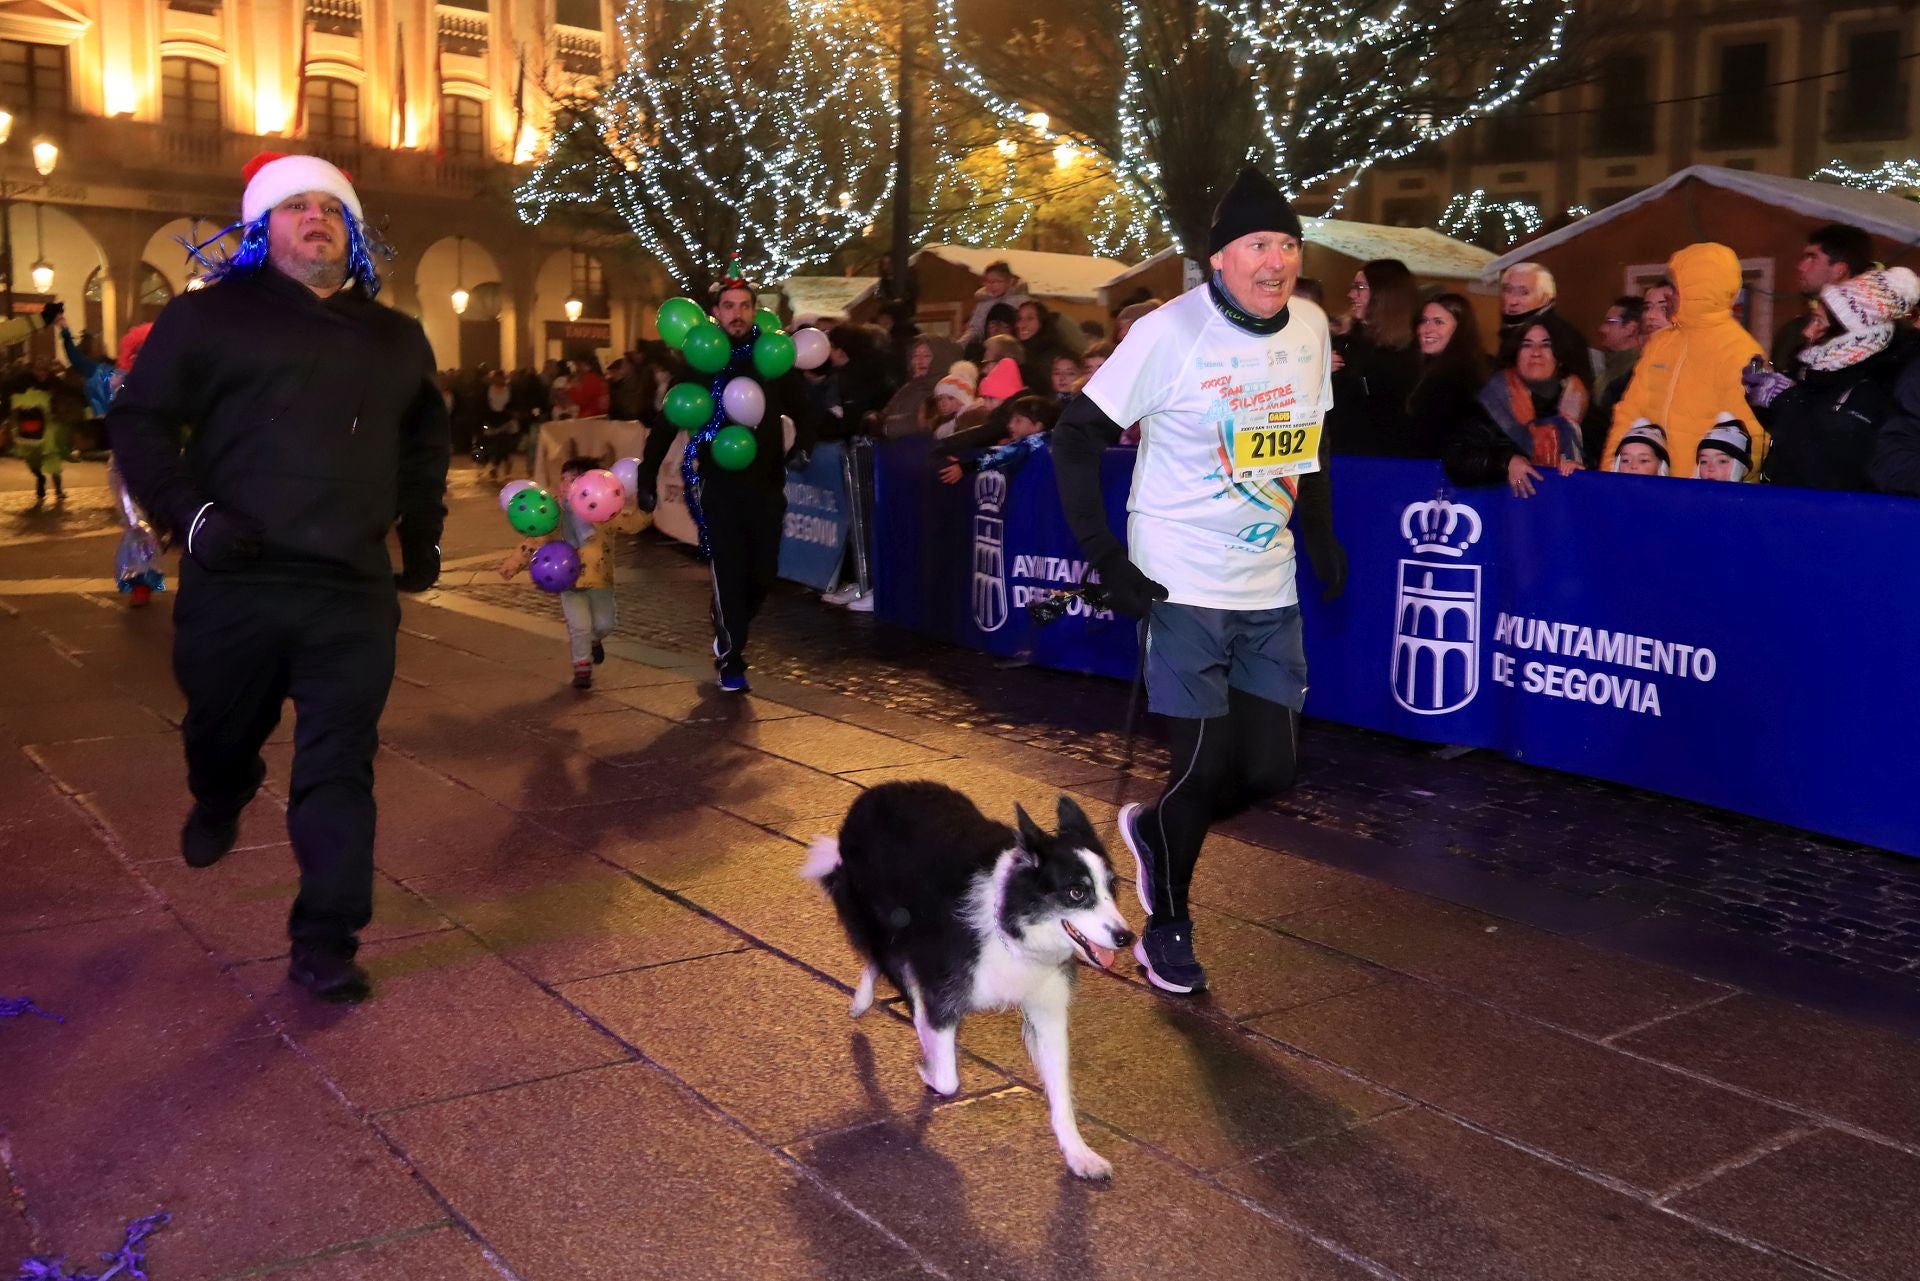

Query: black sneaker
<box><xmin>1134</xmin><ymin>920</ymin><xmax>1207</xmax><ymax>995</ymax></box>
<box><xmin>181</xmin><ymin>805</ymin><xmax>241</xmax><ymax>869</ymax></box>
<box><xmin>591</xmin><ymin>641</ymin><xmax>605</xmax><ymax>664</ymax></box>
<box><xmin>288</xmin><ymin>950</ymin><xmax>371</xmax><ymax>1003</ymax></box>
<box><xmin>572</xmin><ymin>664</ymin><xmax>593</xmax><ymax>689</ymax></box>
<box><xmin>1116</xmin><ymin>802</ymin><xmax>1159</xmax><ymax>919</ymax></box>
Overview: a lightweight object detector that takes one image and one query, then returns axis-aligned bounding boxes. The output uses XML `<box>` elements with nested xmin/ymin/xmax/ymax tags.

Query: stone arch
<box><xmin>7</xmin><ymin>202</ymin><xmax>107</xmax><ymax>330</ymax></box>
<box><xmin>416</xmin><ymin>234</ymin><xmax>503</xmax><ymax>371</ymax></box>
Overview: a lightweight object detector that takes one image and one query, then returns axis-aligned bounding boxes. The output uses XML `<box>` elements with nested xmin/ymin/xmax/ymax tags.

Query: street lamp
<box><xmin>0</xmin><ymin>116</ymin><xmax>60</xmax><ymax>335</ymax></box>
<box><xmin>28</xmin><ymin>201</ymin><xmax>50</xmax><ymax>294</ymax></box>
<box><xmin>450</xmin><ymin>237</ymin><xmax>469</xmax><ymax>315</ymax></box>
<box><xmin>563</xmin><ymin>296</ymin><xmax>583</xmax><ymax>322</ymax></box>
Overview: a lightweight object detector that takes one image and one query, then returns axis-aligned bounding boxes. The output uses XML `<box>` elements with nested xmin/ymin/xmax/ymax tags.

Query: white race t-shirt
<box><xmin>1084</xmin><ymin>286</ymin><xmax>1333</xmax><ymax>610</ymax></box>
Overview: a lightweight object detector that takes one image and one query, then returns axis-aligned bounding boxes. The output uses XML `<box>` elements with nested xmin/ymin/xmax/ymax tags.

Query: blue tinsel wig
<box><xmin>182</xmin><ymin>206</ymin><xmax>391</xmax><ymax>298</ymax></box>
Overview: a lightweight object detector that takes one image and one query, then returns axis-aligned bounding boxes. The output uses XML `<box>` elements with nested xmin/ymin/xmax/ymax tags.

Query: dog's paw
<box><xmin>917</xmin><ymin>1062</ymin><xmax>961</xmax><ymax>1096</ymax></box>
<box><xmin>1062</xmin><ymin>1144</ymin><xmax>1113</xmax><ymax>1181</ymax></box>
<box><xmin>849</xmin><ymin>990</ymin><xmax>873</xmax><ymax>1019</ymax></box>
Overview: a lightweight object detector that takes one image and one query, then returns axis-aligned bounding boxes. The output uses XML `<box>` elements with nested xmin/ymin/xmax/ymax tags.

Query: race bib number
<box><xmin>1230</xmin><ymin>408</ymin><xmax>1321</xmax><ymax>479</ymax></box>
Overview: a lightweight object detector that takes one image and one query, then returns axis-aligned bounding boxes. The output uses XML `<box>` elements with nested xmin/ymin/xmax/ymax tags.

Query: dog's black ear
<box><xmin>1013</xmin><ymin>803</ymin><xmax>1048</xmax><ymax>855</ymax></box>
<box><xmin>1054</xmin><ymin>794</ymin><xmax>1096</xmax><ymax>845</ymax></box>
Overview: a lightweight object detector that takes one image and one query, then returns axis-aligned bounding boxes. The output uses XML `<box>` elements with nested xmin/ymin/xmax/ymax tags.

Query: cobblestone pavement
<box><xmin>9</xmin><ymin>537</ymin><xmax>1920</xmax><ymax>1281</ymax></box>
<box><xmin>453</xmin><ymin>530</ymin><xmax>1920</xmax><ymax>993</ymax></box>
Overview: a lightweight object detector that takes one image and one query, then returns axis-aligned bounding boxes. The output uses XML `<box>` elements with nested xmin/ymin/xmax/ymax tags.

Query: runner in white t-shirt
<box><xmin>1052</xmin><ymin>168</ymin><xmax>1347</xmax><ymax>995</ymax></box>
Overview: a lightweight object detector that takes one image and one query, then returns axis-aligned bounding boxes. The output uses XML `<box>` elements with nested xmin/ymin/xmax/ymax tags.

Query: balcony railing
<box><xmin>57</xmin><ymin>117</ymin><xmax>504</xmax><ymax>205</ymax></box>
<box><xmin>167</xmin><ymin>0</ymin><xmax>222</xmax><ymax>14</ymax></box>
<box><xmin>309</xmin><ymin>0</ymin><xmax>361</xmax><ymax>36</ymax></box>
<box><xmin>438</xmin><ymin>8</ymin><xmax>488</xmax><ymax>57</ymax></box>
<box><xmin>555</xmin><ymin>28</ymin><xmax>603</xmax><ymax>77</ymax></box>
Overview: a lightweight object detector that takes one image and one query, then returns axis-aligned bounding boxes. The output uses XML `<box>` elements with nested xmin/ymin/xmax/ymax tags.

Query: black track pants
<box><xmin>705</xmin><ymin>485</ymin><xmax>786</xmax><ymax>679</ymax></box>
<box><xmin>172</xmin><ymin>572</ymin><xmax>398</xmax><ymax>958</ymax></box>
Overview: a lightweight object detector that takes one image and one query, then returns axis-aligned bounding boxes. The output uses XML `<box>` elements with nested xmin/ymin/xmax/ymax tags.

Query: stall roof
<box><xmin>1487</xmin><ymin>165</ymin><xmax>1920</xmax><ymax>274</ymax></box>
<box><xmin>846</xmin><ymin>245</ymin><xmax>1133</xmax><ymax>310</ymax></box>
<box><xmin>1101</xmin><ymin>217</ymin><xmax>1494</xmax><ymax>295</ymax></box>
<box><xmin>780</xmin><ymin>275</ymin><xmax>878</xmax><ymax>321</ymax></box>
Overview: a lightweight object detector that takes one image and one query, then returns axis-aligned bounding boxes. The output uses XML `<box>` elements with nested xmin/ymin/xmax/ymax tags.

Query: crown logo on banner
<box><xmin>1399</xmin><ymin>496</ymin><xmax>1484</xmax><ymax>558</ymax></box>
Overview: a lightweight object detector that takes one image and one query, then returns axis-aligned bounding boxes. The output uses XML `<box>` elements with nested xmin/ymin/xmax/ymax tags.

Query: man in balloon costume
<box><xmin>639</xmin><ymin>261</ymin><xmax>818</xmax><ymax>693</ymax></box>
<box><xmin>110</xmin><ymin>152</ymin><xmax>449</xmax><ymax>1003</ymax></box>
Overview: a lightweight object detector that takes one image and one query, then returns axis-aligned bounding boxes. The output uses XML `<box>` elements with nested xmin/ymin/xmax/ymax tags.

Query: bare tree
<box><xmin>514</xmin><ymin>0</ymin><xmax>897</xmax><ymax>296</ymax></box>
<box><xmin>938</xmin><ymin>0</ymin><xmax>1577</xmax><ymax>258</ymax></box>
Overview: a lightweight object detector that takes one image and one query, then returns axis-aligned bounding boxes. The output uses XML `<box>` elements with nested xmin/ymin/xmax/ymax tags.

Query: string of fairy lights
<box><xmin>1813</xmin><ymin>158</ymin><xmax>1920</xmax><ymax>198</ymax></box>
<box><xmin>513</xmin><ymin>0</ymin><xmax>897</xmax><ymax>285</ymax></box>
<box><xmin>514</xmin><ymin>0</ymin><xmax>1580</xmax><ymax>277</ymax></box>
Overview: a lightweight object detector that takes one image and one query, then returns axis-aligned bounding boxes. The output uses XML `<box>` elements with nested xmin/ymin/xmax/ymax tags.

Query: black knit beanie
<box><xmin>1208</xmin><ymin>168</ymin><xmax>1304</xmax><ymax>256</ymax></box>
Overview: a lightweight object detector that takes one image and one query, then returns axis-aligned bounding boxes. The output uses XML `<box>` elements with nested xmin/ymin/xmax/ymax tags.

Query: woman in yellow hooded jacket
<box><xmin>1603</xmin><ymin>243</ymin><xmax>1767</xmax><ymax>476</ymax></box>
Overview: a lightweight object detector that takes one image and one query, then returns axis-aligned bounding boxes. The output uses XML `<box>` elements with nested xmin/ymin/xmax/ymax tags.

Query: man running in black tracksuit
<box><xmin>638</xmin><ymin>274</ymin><xmax>817</xmax><ymax>691</ymax></box>
<box><xmin>110</xmin><ymin>153</ymin><xmax>449</xmax><ymax>1002</ymax></box>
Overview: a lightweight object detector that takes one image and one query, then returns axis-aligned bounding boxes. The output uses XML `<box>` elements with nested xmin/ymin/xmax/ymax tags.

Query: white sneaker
<box><xmin>844</xmin><ymin>591</ymin><xmax>875</xmax><ymax>613</ymax></box>
<box><xmin>822</xmin><ymin>584</ymin><xmax>862</xmax><ymax>606</ymax></box>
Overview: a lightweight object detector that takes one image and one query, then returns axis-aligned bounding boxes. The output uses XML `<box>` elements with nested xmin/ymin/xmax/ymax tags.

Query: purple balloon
<box><xmin>528</xmin><ymin>541</ymin><xmax>583</xmax><ymax>593</ymax></box>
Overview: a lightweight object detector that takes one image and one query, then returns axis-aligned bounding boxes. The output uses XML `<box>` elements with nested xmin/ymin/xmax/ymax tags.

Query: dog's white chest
<box><xmin>969</xmin><ymin>939</ymin><xmax>1059</xmax><ymax>1011</ymax></box>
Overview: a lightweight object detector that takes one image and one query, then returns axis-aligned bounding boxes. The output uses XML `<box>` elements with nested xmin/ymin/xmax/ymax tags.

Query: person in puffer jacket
<box><xmin>1604</xmin><ymin>243</ymin><xmax>1766</xmax><ymax>474</ymax></box>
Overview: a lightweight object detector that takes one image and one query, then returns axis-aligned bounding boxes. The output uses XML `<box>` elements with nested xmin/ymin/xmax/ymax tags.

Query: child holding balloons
<box><xmin>498</xmin><ymin>455</ymin><xmax>652</xmax><ymax>689</ymax></box>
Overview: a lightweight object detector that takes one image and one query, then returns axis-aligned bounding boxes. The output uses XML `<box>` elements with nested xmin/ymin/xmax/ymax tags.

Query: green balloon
<box><xmin>711</xmin><ymin>424</ymin><xmax>758</xmax><ymax>471</ymax></box>
<box><xmin>656</xmin><ymin>296</ymin><xmax>705</xmax><ymax>349</ymax></box>
<box><xmin>507</xmin><ymin>487</ymin><xmax>560</xmax><ymax>537</ymax></box>
<box><xmin>682</xmin><ymin>322</ymin><xmax>732</xmax><ymax>374</ymax></box>
<box><xmin>752</xmin><ymin>331</ymin><xmax>796</xmax><ymax>379</ymax></box>
<box><xmin>664</xmin><ymin>382</ymin><xmax>715</xmax><ymax>432</ymax></box>
<box><xmin>753</xmin><ymin>308</ymin><xmax>783</xmax><ymax>336</ymax></box>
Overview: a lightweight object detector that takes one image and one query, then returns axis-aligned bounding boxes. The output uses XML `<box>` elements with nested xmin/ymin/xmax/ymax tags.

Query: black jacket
<box><xmin>1328</xmin><ymin>332</ymin><xmax>1422</xmax><ymax>456</ymax></box>
<box><xmin>1871</xmin><ymin>358</ymin><xmax>1920</xmax><ymax>496</ymax></box>
<box><xmin>641</xmin><ymin>346</ymin><xmax>819</xmax><ymax>496</ymax></box>
<box><xmin>1760</xmin><ymin>341</ymin><xmax>1912</xmax><ymax>491</ymax></box>
<box><xmin>1405</xmin><ymin>359</ymin><xmax>1489</xmax><ymax>462</ymax></box>
<box><xmin>109</xmin><ymin>264</ymin><xmax>449</xmax><ymax>587</ymax></box>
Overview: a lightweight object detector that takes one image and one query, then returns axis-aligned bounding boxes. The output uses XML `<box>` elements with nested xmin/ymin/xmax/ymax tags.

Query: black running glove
<box><xmin>395</xmin><ymin>531</ymin><xmax>440</xmax><ymax>593</ymax></box>
<box><xmin>1053</xmin><ymin>395</ymin><xmax>1167</xmax><ymax>619</ymax></box>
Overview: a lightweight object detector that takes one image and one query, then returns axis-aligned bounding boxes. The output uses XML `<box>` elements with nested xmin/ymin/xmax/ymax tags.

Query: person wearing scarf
<box><xmin>1457</xmin><ymin>320</ymin><xmax>1589</xmax><ymax>496</ymax></box>
<box><xmin>1049</xmin><ymin>167</ymin><xmax>1344</xmax><ymax>997</ymax></box>
<box><xmin>1753</xmin><ymin>266</ymin><xmax>1920</xmax><ymax>489</ymax></box>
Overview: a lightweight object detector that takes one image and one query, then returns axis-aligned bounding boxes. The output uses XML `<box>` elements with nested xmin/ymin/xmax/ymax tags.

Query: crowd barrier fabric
<box><xmin>871</xmin><ymin>439</ymin><xmax>1920</xmax><ymax>856</ymax></box>
<box><xmin>648</xmin><ymin>430</ymin><xmax>849</xmax><ymax>591</ymax></box>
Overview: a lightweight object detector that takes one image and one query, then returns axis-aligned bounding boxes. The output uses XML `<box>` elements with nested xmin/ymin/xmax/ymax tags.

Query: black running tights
<box><xmin>1142</xmin><ymin>687</ymin><xmax>1299</xmax><ymax>924</ymax></box>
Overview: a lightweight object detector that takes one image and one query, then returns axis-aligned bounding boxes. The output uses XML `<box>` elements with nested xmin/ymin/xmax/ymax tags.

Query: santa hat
<box><xmin>1695</xmin><ymin>413</ymin><xmax>1753</xmax><ymax>479</ymax></box>
<box><xmin>979</xmin><ymin>359</ymin><xmax>1026</xmax><ymax>401</ymax></box>
<box><xmin>116</xmin><ymin>323</ymin><xmax>153</xmax><ymax>373</ymax></box>
<box><xmin>241</xmin><ymin>152</ymin><xmax>363</xmax><ymax>225</ymax></box>
<box><xmin>1614</xmin><ymin>418</ymin><xmax>1670</xmax><ymax>473</ymax></box>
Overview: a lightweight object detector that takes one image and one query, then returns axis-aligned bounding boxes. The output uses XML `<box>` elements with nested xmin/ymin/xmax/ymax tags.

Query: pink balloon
<box><xmin>792</xmin><ymin>327</ymin><xmax>831</xmax><ymax>371</ymax></box>
<box><xmin>567</xmin><ymin>468</ymin><xmax>628</xmax><ymax>524</ymax></box>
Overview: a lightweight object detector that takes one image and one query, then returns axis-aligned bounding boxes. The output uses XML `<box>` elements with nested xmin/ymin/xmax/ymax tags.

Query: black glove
<box><xmin>1092</xmin><ymin>548</ymin><xmax>1167</xmax><ymax>619</ymax></box>
<box><xmin>395</xmin><ymin>533</ymin><xmax>440</xmax><ymax>593</ymax></box>
<box><xmin>785</xmin><ymin>445</ymin><xmax>812</xmax><ymax>472</ymax></box>
<box><xmin>634</xmin><ymin>477</ymin><xmax>658</xmax><ymax>513</ymax></box>
<box><xmin>184</xmin><ymin>503</ymin><xmax>261</xmax><ymax>573</ymax></box>
<box><xmin>1303</xmin><ymin>531</ymin><xmax>1348</xmax><ymax>602</ymax></box>
<box><xmin>38</xmin><ymin>300</ymin><xmax>62</xmax><ymax>329</ymax></box>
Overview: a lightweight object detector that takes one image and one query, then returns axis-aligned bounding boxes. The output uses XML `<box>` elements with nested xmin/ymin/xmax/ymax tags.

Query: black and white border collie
<box><xmin>803</xmin><ymin>781</ymin><xmax>1134</xmax><ymax>1180</ymax></box>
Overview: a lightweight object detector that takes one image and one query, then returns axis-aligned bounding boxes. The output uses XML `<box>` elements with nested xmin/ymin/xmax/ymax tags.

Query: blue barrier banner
<box><xmin>871</xmin><ymin>439</ymin><xmax>1920</xmax><ymax>855</ymax></box>
<box><xmin>778</xmin><ymin>441</ymin><xmax>851</xmax><ymax>591</ymax></box>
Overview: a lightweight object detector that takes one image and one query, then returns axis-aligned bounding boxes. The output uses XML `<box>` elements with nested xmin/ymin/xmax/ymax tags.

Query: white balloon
<box><xmin>721</xmin><ymin>375</ymin><xmax>767</xmax><ymax>427</ymax></box>
<box><xmin>498</xmin><ymin>479</ymin><xmax>535</xmax><ymax>512</ymax></box>
<box><xmin>792</xmin><ymin>327</ymin><xmax>831</xmax><ymax>371</ymax></box>
<box><xmin>612</xmin><ymin>456</ymin><xmax>643</xmax><ymax>501</ymax></box>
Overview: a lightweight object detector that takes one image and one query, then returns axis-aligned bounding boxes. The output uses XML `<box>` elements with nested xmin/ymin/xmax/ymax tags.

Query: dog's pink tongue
<box><xmin>1088</xmin><ymin>943</ymin><xmax>1116</xmax><ymax>969</ymax></box>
